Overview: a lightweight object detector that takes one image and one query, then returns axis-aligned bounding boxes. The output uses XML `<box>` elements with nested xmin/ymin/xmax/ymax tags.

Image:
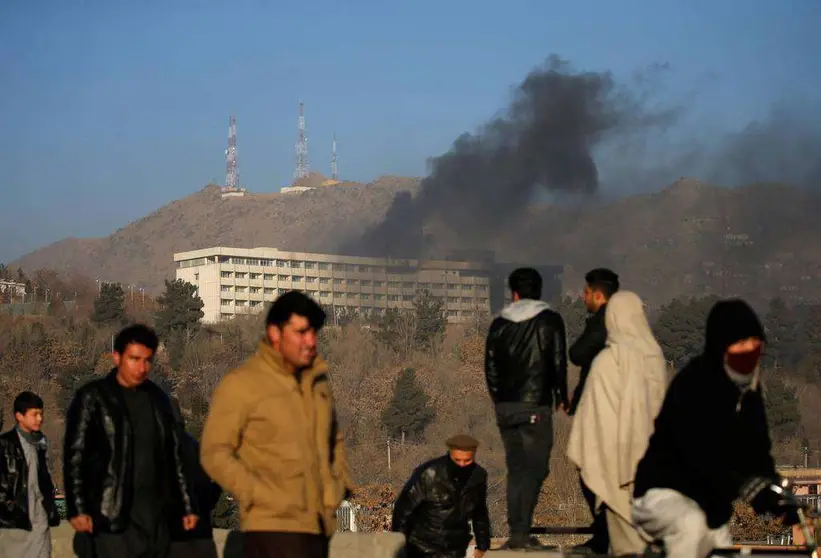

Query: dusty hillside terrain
<box><xmin>12</xmin><ymin>176</ymin><xmax>821</xmax><ymax>306</ymax></box>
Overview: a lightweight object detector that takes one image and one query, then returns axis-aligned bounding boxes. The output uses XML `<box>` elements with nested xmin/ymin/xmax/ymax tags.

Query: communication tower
<box><xmin>224</xmin><ymin>116</ymin><xmax>239</xmax><ymax>190</ymax></box>
<box><xmin>294</xmin><ymin>101</ymin><xmax>309</xmax><ymax>180</ymax></box>
<box><xmin>331</xmin><ymin>133</ymin><xmax>338</xmax><ymax>180</ymax></box>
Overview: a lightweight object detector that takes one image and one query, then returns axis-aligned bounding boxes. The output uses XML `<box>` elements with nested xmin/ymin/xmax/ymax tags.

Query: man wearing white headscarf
<box><xmin>566</xmin><ymin>291</ymin><xmax>669</xmax><ymax>555</ymax></box>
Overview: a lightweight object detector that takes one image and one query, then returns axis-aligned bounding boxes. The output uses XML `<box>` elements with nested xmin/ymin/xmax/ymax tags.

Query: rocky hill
<box><xmin>11</xmin><ymin>176</ymin><xmax>821</xmax><ymax>306</ymax></box>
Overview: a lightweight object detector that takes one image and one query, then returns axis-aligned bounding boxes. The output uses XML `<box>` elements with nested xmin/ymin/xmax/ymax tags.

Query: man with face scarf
<box><xmin>632</xmin><ymin>299</ymin><xmax>800</xmax><ymax>558</ymax></box>
<box><xmin>391</xmin><ymin>435</ymin><xmax>491</xmax><ymax>558</ymax></box>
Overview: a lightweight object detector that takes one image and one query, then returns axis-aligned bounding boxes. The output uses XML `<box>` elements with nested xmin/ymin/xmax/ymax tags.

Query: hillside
<box><xmin>12</xmin><ymin>177</ymin><xmax>821</xmax><ymax>306</ymax></box>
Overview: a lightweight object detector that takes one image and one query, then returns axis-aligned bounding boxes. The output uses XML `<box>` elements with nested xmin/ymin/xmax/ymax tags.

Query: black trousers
<box><xmin>92</xmin><ymin>522</ymin><xmax>171</xmax><ymax>558</ymax></box>
<box><xmin>406</xmin><ymin>543</ymin><xmax>469</xmax><ymax>558</ymax></box>
<box><xmin>92</xmin><ymin>499</ymin><xmax>171</xmax><ymax>558</ymax></box>
<box><xmin>497</xmin><ymin>404</ymin><xmax>554</xmax><ymax>537</ymax></box>
<box><xmin>243</xmin><ymin>531</ymin><xmax>329</xmax><ymax>558</ymax></box>
<box><xmin>580</xmin><ymin>477</ymin><xmax>610</xmax><ymax>553</ymax></box>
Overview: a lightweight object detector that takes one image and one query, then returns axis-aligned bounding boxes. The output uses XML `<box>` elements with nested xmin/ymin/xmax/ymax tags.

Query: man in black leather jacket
<box><xmin>484</xmin><ymin>267</ymin><xmax>568</xmax><ymax>550</ymax></box>
<box><xmin>0</xmin><ymin>391</ymin><xmax>60</xmax><ymax>558</ymax></box>
<box><xmin>63</xmin><ymin>324</ymin><xmax>198</xmax><ymax>558</ymax></box>
<box><xmin>567</xmin><ymin>268</ymin><xmax>619</xmax><ymax>554</ymax></box>
<box><xmin>392</xmin><ymin>435</ymin><xmax>491</xmax><ymax>558</ymax></box>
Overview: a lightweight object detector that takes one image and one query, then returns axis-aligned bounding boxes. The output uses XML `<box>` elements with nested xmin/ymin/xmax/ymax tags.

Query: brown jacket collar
<box><xmin>253</xmin><ymin>338</ymin><xmax>328</xmax><ymax>381</ymax></box>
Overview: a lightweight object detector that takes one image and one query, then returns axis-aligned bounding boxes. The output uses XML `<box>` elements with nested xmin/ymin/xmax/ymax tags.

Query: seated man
<box><xmin>391</xmin><ymin>435</ymin><xmax>491</xmax><ymax>558</ymax></box>
<box><xmin>632</xmin><ymin>299</ymin><xmax>800</xmax><ymax>558</ymax></box>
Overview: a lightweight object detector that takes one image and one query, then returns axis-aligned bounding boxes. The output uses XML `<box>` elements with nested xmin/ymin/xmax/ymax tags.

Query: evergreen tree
<box><xmin>763</xmin><ymin>298</ymin><xmax>800</xmax><ymax>371</ymax></box>
<box><xmin>413</xmin><ymin>290</ymin><xmax>446</xmax><ymax>348</ymax></box>
<box><xmin>558</xmin><ymin>296</ymin><xmax>589</xmax><ymax>343</ymax></box>
<box><xmin>155</xmin><ymin>279</ymin><xmax>204</xmax><ymax>369</ymax></box>
<box><xmin>763</xmin><ymin>375</ymin><xmax>802</xmax><ymax>439</ymax></box>
<box><xmin>381</xmin><ymin>368</ymin><xmax>435</xmax><ymax>440</ymax></box>
<box><xmin>91</xmin><ymin>283</ymin><xmax>127</xmax><ymax>325</ymax></box>
<box><xmin>654</xmin><ymin>295</ymin><xmax>719</xmax><ymax>368</ymax></box>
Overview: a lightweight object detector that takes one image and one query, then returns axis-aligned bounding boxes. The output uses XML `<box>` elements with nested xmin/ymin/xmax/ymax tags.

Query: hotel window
<box><xmin>221</xmin><ymin>271</ymin><xmax>233</xmax><ymax>278</ymax></box>
<box><xmin>318</xmin><ymin>263</ymin><xmax>330</xmax><ymax>270</ymax></box>
<box><xmin>235</xmin><ymin>272</ymin><xmax>247</xmax><ymax>279</ymax></box>
<box><xmin>250</xmin><ymin>273</ymin><xmax>261</xmax><ymax>280</ymax></box>
<box><xmin>264</xmin><ymin>274</ymin><xmax>275</xmax><ymax>281</ymax></box>
<box><xmin>305</xmin><ymin>262</ymin><xmax>316</xmax><ymax>269</ymax></box>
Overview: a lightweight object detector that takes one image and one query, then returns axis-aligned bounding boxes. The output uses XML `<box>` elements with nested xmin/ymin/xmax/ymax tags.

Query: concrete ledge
<box><xmin>51</xmin><ymin>524</ymin><xmax>408</xmax><ymax>558</ymax></box>
<box><xmin>52</xmin><ymin>525</ymin><xmax>569</xmax><ymax>558</ymax></box>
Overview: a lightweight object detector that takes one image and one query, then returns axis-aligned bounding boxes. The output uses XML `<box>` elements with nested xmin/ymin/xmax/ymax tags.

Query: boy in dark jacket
<box><xmin>392</xmin><ymin>435</ymin><xmax>491</xmax><ymax>558</ymax></box>
<box><xmin>0</xmin><ymin>391</ymin><xmax>60</xmax><ymax>558</ymax></box>
<box><xmin>632</xmin><ymin>299</ymin><xmax>800</xmax><ymax>558</ymax></box>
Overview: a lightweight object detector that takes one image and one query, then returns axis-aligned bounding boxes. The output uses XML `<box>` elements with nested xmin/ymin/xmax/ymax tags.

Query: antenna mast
<box><xmin>224</xmin><ymin>115</ymin><xmax>239</xmax><ymax>191</ymax></box>
<box><xmin>294</xmin><ymin>101</ymin><xmax>309</xmax><ymax>180</ymax></box>
<box><xmin>331</xmin><ymin>133</ymin><xmax>338</xmax><ymax>180</ymax></box>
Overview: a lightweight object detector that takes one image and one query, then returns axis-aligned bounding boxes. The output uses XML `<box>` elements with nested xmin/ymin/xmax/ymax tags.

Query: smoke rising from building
<box><xmin>347</xmin><ymin>55</ymin><xmax>680</xmax><ymax>258</ymax></box>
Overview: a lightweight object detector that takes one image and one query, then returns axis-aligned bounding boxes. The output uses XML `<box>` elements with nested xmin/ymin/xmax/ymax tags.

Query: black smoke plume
<box><xmin>346</xmin><ymin>55</ymin><xmax>679</xmax><ymax>258</ymax></box>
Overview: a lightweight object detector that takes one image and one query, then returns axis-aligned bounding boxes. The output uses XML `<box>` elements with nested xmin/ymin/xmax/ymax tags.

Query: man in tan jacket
<box><xmin>201</xmin><ymin>291</ymin><xmax>352</xmax><ymax>558</ymax></box>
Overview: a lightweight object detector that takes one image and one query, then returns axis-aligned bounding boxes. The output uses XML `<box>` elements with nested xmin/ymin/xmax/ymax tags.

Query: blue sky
<box><xmin>1</xmin><ymin>0</ymin><xmax>819</xmax><ymax>262</ymax></box>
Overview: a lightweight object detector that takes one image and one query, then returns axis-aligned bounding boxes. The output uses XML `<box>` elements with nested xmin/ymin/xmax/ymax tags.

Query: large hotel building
<box><xmin>174</xmin><ymin>246</ymin><xmax>561</xmax><ymax>324</ymax></box>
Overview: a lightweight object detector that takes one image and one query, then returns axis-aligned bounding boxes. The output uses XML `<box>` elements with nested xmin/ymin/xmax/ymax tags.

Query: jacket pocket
<box><xmin>249</xmin><ymin>471</ymin><xmax>307</xmax><ymax>518</ymax></box>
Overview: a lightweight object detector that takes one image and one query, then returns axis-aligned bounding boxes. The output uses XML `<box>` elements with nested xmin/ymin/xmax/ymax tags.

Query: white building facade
<box><xmin>174</xmin><ymin>246</ymin><xmax>493</xmax><ymax>324</ymax></box>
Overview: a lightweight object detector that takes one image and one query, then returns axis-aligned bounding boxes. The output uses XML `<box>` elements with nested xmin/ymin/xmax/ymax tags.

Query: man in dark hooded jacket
<box><xmin>391</xmin><ymin>435</ymin><xmax>491</xmax><ymax>558</ymax></box>
<box><xmin>485</xmin><ymin>267</ymin><xmax>568</xmax><ymax>550</ymax></box>
<box><xmin>632</xmin><ymin>299</ymin><xmax>800</xmax><ymax>558</ymax></box>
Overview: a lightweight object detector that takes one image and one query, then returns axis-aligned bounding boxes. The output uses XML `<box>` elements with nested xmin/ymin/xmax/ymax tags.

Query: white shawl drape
<box><xmin>566</xmin><ymin>290</ymin><xmax>669</xmax><ymax>525</ymax></box>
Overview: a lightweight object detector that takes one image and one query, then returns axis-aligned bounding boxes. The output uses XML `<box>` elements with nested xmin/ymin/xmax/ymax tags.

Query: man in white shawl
<box><xmin>567</xmin><ymin>290</ymin><xmax>669</xmax><ymax>556</ymax></box>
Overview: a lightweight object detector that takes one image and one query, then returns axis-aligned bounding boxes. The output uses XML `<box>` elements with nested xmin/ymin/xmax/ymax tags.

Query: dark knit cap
<box><xmin>446</xmin><ymin>434</ymin><xmax>480</xmax><ymax>451</ymax></box>
<box><xmin>704</xmin><ymin>299</ymin><xmax>766</xmax><ymax>357</ymax></box>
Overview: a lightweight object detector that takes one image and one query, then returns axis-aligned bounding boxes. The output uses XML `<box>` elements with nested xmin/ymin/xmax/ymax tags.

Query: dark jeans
<box><xmin>496</xmin><ymin>403</ymin><xmax>554</xmax><ymax>537</ymax></box>
<box><xmin>243</xmin><ymin>531</ymin><xmax>329</xmax><ymax>558</ymax></box>
<box><xmin>581</xmin><ymin>477</ymin><xmax>610</xmax><ymax>553</ymax></box>
<box><xmin>406</xmin><ymin>543</ymin><xmax>468</xmax><ymax>558</ymax></box>
<box><xmin>92</xmin><ymin>523</ymin><xmax>171</xmax><ymax>558</ymax></box>
<box><xmin>169</xmin><ymin>538</ymin><xmax>219</xmax><ymax>558</ymax></box>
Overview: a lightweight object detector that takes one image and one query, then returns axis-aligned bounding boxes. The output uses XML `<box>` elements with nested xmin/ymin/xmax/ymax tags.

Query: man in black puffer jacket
<box><xmin>632</xmin><ymin>299</ymin><xmax>800</xmax><ymax>558</ymax></box>
<box><xmin>392</xmin><ymin>435</ymin><xmax>491</xmax><ymax>558</ymax></box>
<box><xmin>485</xmin><ymin>267</ymin><xmax>568</xmax><ymax>550</ymax></box>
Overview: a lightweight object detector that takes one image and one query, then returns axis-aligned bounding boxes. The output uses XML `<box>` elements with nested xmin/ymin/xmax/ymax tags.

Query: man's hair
<box><xmin>585</xmin><ymin>268</ymin><xmax>620</xmax><ymax>299</ymax></box>
<box><xmin>266</xmin><ymin>290</ymin><xmax>326</xmax><ymax>330</ymax></box>
<box><xmin>114</xmin><ymin>324</ymin><xmax>159</xmax><ymax>354</ymax></box>
<box><xmin>508</xmin><ymin>268</ymin><xmax>543</xmax><ymax>300</ymax></box>
<box><xmin>14</xmin><ymin>391</ymin><xmax>44</xmax><ymax>416</ymax></box>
